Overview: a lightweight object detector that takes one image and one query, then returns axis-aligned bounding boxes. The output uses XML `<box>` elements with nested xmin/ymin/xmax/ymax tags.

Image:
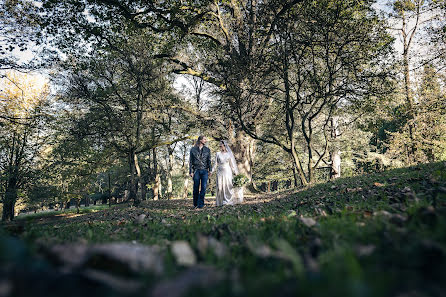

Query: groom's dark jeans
<box><xmin>193</xmin><ymin>169</ymin><xmax>208</xmax><ymax>208</ymax></box>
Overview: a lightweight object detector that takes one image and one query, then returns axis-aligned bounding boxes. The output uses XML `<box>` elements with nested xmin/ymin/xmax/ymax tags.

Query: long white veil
<box><xmin>223</xmin><ymin>141</ymin><xmax>239</xmax><ymax>175</ymax></box>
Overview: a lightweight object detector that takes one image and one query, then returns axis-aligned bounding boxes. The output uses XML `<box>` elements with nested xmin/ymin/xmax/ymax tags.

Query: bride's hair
<box><xmin>220</xmin><ymin>140</ymin><xmax>227</xmax><ymax>151</ymax></box>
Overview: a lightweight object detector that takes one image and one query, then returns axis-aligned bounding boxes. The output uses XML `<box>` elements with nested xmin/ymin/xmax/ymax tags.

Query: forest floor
<box><xmin>1</xmin><ymin>162</ymin><xmax>446</xmax><ymax>297</ymax></box>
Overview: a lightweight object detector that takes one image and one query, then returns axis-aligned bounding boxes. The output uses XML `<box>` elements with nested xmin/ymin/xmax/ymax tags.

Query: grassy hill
<box><xmin>1</xmin><ymin>161</ymin><xmax>446</xmax><ymax>297</ymax></box>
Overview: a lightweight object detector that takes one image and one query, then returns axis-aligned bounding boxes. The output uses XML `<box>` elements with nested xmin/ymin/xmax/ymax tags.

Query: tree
<box><xmin>0</xmin><ymin>71</ymin><xmax>52</xmax><ymax>221</ymax></box>
<box><xmin>388</xmin><ymin>65</ymin><xmax>446</xmax><ymax>161</ymax></box>
<box><xmin>427</xmin><ymin>0</ymin><xmax>446</xmax><ymax>70</ymax></box>
<box><xmin>193</xmin><ymin>0</ymin><xmax>392</xmax><ymax>185</ymax></box>
<box><xmin>173</xmin><ymin>1</ymin><xmax>306</xmax><ymax>186</ymax></box>
<box><xmin>389</xmin><ymin>0</ymin><xmax>434</xmax><ymax>162</ymax></box>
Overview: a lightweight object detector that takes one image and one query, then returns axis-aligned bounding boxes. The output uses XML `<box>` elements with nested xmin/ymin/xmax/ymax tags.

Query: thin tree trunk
<box><xmin>128</xmin><ymin>151</ymin><xmax>138</xmax><ymax>203</ymax></box>
<box><xmin>141</xmin><ymin>177</ymin><xmax>147</xmax><ymax>201</ymax></box>
<box><xmin>108</xmin><ymin>172</ymin><xmax>112</xmax><ymax>207</ymax></box>
<box><xmin>133</xmin><ymin>152</ymin><xmax>142</xmax><ymax>205</ymax></box>
<box><xmin>2</xmin><ymin>182</ymin><xmax>17</xmax><ymax>221</ymax></box>
<box><xmin>153</xmin><ymin>147</ymin><xmax>159</xmax><ymax>200</ymax></box>
<box><xmin>283</xmin><ymin>55</ymin><xmax>309</xmax><ymax>187</ymax></box>
<box><xmin>85</xmin><ymin>194</ymin><xmax>90</xmax><ymax>207</ymax></box>
<box><xmin>167</xmin><ymin>146</ymin><xmax>174</xmax><ymax>199</ymax></box>
<box><xmin>290</xmin><ymin>144</ymin><xmax>309</xmax><ymax>186</ymax></box>
<box><xmin>182</xmin><ymin>178</ymin><xmax>189</xmax><ymax>199</ymax></box>
<box><xmin>247</xmin><ymin>138</ymin><xmax>258</xmax><ymax>191</ymax></box>
<box><xmin>399</xmin><ymin>4</ymin><xmax>421</xmax><ymax>163</ymax></box>
<box><xmin>181</xmin><ymin>143</ymin><xmax>189</xmax><ymax>199</ymax></box>
<box><xmin>2</xmin><ymin>135</ymin><xmax>21</xmax><ymax>221</ymax></box>
<box><xmin>403</xmin><ymin>52</ymin><xmax>417</xmax><ymax>161</ymax></box>
<box><xmin>292</xmin><ymin>167</ymin><xmax>299</xmax><ymax>188</ymax></box>
<box><xmin>330</xmin><ymin>116</ymin><xmax>341</xmax><ymax>179</ymax></box>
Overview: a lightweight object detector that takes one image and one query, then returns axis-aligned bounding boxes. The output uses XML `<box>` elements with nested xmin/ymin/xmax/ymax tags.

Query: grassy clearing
<box><xmin>15</xmin><ymin>204</ymin><xmax>114</xmax><ymax>221</ymax></box>
<box><xmin>2</xmin><ymin>162</ymin><xmax>446</xmax><ymax>297</ymax></box>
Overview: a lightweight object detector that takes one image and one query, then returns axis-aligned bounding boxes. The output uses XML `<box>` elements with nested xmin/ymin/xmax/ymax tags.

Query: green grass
<box><xmin>15</xmin><ymin>204</ymin><xmax>114</xmax><ymax>221</ymax></box>
<box><xmin>2</xmin><ymin>161</ymin><xmax>446</xmax><ymax>297</ymax></box>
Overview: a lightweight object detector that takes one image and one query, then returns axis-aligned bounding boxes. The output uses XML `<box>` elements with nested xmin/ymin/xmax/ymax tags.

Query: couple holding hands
<box><xmin>189</xmin><ymin>136</ymin><xmax>241</xmax><ymax>209</ymax></box>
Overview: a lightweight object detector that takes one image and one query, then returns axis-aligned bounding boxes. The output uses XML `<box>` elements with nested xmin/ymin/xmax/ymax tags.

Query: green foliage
<box><xmin>386</xmin><ymin>65</ymin><xmax>446</xmax><ymax>163</ymax></box>
<box><xmin>393</xmin><ymin>0</ymin><xmax>418</xmax><ymax>13</ymax></box>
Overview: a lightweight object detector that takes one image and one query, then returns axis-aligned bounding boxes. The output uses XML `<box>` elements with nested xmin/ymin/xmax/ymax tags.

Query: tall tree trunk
<box><xmin>2</xmin><ymin>179</ymin><xmax>17</xmax><ymax>221</ymax></box>
<box><xmin>290</xmin><ymin>142</ymin><xmax>309</xmax><ymax>187</ymax></box>
<box><xmin>292</xmin><ymin>167</ymin><xmax>299</xmax><ymax>188</ymax></box>
<box><xmin>167</xmin><ymin>145</ymin><xmax>174</xmax><ymax>199</ymax></box>
<box><xmin>330</xmin><ymin>116</ymin><xmax>341</xmax><ymax>179</ymax></box>
<box><xmin>230</xmin><ymin>129</ymin><xmax>249</xmax><ymax>177</ymax></box>
<box><xmin>284</xmin><ymin>58</ymin><xmax>309</xmax><ymax>187</ymax></box>
<box><xmin>153</xmin><ymin>147</ymin><xmax>160</xmax><ymax>200</ymax></box>
<box><xmin>108</xmin><ymin>172</ymin><xmax>112</xmax><ymax>207</ymax></box>
<box><xmin>128</xmin><ymin>150</ymin><xmax>142</xmax><ymax>205</ymax></box>
<box><xmin>307</xmin><ymin>144</ymin><xmax>315</xmax><ymax>184</ymax></box>
<box><xmin>398</xmin><ymin>3</ymin><xmax>422</xmax><ymax>163</ymax></box>
<box><xmin>133</xmin><ymin>152</ymin><xmax>142</xmax><ymax>205</ymax></box>
<box><xmin>247</xmin><ymin>138</ymin><xmax>258</xmax><ymax>190</ymax></box>
<box><xmin>182</xmin><ymin>178</ymin><xmax>189</xmax><ymax>199</ymax></box>
<box><xmin>228</xmin><ymin>128</ymin><xmax>258</xmax><ymax>192</ymax></box>
<box><xmin>229</xmin><ymin>128</ymin><xmax>258</xmax><ymax>191</ymax></box>
<box><xmin>155</xmin><ymin>174</ymin><xmax>162</xmax><ymax>200</ymax></box>
<box><xmin>128</xmin><ymin>151</ymin><xmax>138</xmax><ymax>203</ymax></box>
<box><xmin>181</xmin><ymin>143</ymin><xmax>189</xmax><ymax>199</ymax></box>
<box><xmin>84</xmin><ymin>193</ymin><xmax>90</xmax><ymax>207</ymax></box>
<box><xmin>2</xmin><ymin>134</ymin><xmax>22</xmax><ymax>221</ymax></box>
<box><xmin>403</xmin><ymin>51</ymin><xmax>417</xmax><ymax>162</ymax></box>
<box><xmin>141</xmin><ymin>176</ymin><xmax>147</xmax><ymax>201</ymax></box>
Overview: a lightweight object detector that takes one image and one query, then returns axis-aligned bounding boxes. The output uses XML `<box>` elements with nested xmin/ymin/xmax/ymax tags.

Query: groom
<box><xmin>189</xmin><ymin>135</ymin><xmax>211</xmax><ymax>209</ymax></box>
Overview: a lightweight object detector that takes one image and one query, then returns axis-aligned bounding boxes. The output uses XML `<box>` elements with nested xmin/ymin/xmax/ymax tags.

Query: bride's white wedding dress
<box><xmin>212</xmin><ymin>151</ymin><xmax>237</xmax><ymax>206</ymax></box>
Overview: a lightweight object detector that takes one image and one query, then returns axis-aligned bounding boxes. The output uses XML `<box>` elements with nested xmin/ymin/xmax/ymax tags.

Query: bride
<box><xmin>211</xmin><ymin>140</ymin><xmax>239</xmax><ymax>206</ymax></box>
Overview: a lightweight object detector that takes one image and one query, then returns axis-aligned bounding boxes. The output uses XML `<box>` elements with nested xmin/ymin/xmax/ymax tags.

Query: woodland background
<box><xmin>0</xmin><ymin>0</ymin><xmax>445</xmax><ymax>221</ymax></box>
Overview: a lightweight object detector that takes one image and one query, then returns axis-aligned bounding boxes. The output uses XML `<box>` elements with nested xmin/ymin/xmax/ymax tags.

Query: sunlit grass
<box><xmin>2</xmin><ymin>162</ymin><xmax>445</xmax><ymax>297</ymax></box>
<box><xmin>15</xmin><ymin>204</ymin><xmax>114</xmax><ymax>221</ymax></box>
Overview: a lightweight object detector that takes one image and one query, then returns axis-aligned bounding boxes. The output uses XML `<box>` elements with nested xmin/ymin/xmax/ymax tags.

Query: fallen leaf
<box><xmin>401</xmin><ymin>186</ymin><xmax>412</xmax><ymax>193</ymax></box>
<box><xmin>363</xmin><ymin>210</ymin><xmax>373</xmax><ymax>218</ymax></box>
<box><xmin>355</xmin><ymin>244</ymin><xmax>376</xmax><ymax>256</ymax></box>
<box><xmin>171</xmin><ymin>241</ymin><xmax>196</xmax><ymax>266</ymax></box>
<box><xmin>287</xmin><ymin>210</ymin><xmax>298</xmax><ymax>218</ymax></box>
<box><xmin>373</xmin><ymin>210</ymin><xmax>392</xmax><ymax>217</ymax></box>
<box><xmin>300</xmin><ymin>217</ymin><xmax>317</xmax><ymax>227</ymax></box>
<box><xmin>136</xmin><ymin>214</ymin><xmax>146</xmax><ymax>224</ymax></box>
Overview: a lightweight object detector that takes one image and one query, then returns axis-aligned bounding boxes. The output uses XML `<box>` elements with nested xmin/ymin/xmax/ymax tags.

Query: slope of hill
<box><xmin>1</xmin><ymin>162</ymin><xmax>446</xmax><ymax>297</ymax></box>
